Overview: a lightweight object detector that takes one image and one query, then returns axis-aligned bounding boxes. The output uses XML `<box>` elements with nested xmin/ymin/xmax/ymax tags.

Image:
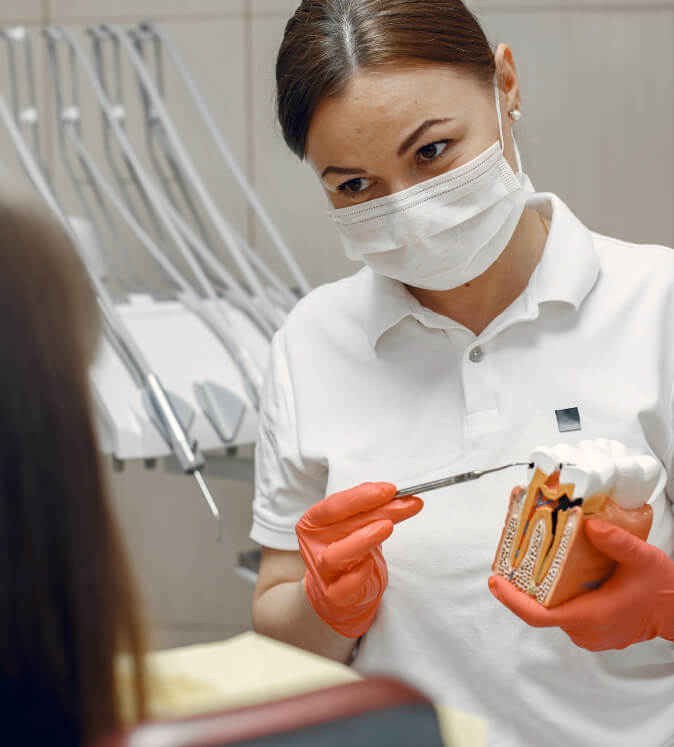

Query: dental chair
<box><xmin>95</xmin><ymin>676</ymin><xmax>447</xmax><ymax>746</ymax></box>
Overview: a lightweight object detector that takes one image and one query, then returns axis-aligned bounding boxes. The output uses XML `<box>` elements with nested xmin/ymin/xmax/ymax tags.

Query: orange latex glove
<box><xmin>488</xmin><ymin>518</ymin><xmax>674</xmax><ymax>651</ymax></box>
<box><xmin>296</xmin><ymin>482</ymin><xmax>423</xmax><ymax>639</ymax></box>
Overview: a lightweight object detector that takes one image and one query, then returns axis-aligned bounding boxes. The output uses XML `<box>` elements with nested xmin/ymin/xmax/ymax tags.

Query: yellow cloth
<box><xmin>120</xmin><ymin>632</ymin><xmax>487</xmax><ymax>747</ymax></box>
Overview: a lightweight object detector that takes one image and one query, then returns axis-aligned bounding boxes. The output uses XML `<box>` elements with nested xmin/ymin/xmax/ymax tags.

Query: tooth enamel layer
<box><xmin>529</xmin><ymin>440</ymin><xmax>660</xmax><ymax>510</ymax></box>
<box><xmin>492</xmin><ymin>439</ymin><xmax>660</xmax><ymax>607</ymax></box>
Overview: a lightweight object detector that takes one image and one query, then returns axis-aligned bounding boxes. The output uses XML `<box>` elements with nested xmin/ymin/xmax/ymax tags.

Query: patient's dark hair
<box><xmin>277</xmin><ymin>0</ymin><xmax>496</xmax><ymax>158</ymax></box>
<box><xmin>0</xmin><ymin>197</ymin><xmax>146</xmax><ymax>742</ymax></box>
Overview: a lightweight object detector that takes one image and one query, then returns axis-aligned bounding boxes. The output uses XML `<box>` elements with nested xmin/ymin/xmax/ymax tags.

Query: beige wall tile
<box><xmin>251</xmin><ymin>0</ymin><xmax>296</xmax><ymax>14</ymax></box>
<box><xmin>479</xmin><ymin>9</ymin><xmax>673</xmax><ymax>247</ymax></box>
<box><xmin>251</xmin><ymin>0</ymin><xmax>674</xmax><ymax>16</ymax></box>
<box><xmin>48</xmin><ymin>0</ymin><xmax>245</xmax><ymax>22</ymax></box>
<box><xmin>249</xmin><ymin>15</ymin><xmax>361</xmax><ymax>288</ymax></box>
<box><xmin>107</xmin><ymin>459</ymin><xmax>256</xmax><ymax>630</ymax></box>
<box><xmin>152</xmin><ymin>624</ymin><xmax>250</xmax><ymax>650</ymax></box>
<box><xmin>0</xmin><ymin>2</ymin><xmax>42</xmax><ymax>23</ymax></box>
<box><xmin>469</xmin><ymin>0</ymin><xmax>673</xmax><ymax>8</ymax></box>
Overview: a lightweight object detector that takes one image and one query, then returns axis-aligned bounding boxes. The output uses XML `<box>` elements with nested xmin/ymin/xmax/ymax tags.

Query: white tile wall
<box><xmin>106</xmin><ymin>459</ymin><xmax>255</xmax><ymax>635</ymax></box>
<box><xmin>251</xmin><ymin>0</ymin><xmax>674</xmax><ymax>16</ymax></box>
<box><xmin>250</xmin><ymin>0</ymin><xmax>295</xmax><ymax>14</ymax></box>
<box><xmin>152</xmin><ymin>625</ymin><xmax>250</xmax><ymax>650</ymax></box>
<box><xmin>48</xmin><ymin>0</ymin><xmax>245</xmax><ymax>22</ymax></box>
<box><xmin>479</xmin><ymin>9</ymin><xmax>674</xmax><ymax>247</ymax></box>
<box><xmin>469</xmin><ymin>0</ymin><xmax>674</xmax><ymax>8</ymax></box>
<box><xmin>0</xmin><ymin>2</ymin><xmax>43</xmax><ymax>23</ymax></box>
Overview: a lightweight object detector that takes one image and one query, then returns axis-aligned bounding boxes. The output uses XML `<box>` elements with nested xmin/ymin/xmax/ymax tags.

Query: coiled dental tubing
<box><xmin>133</xmin><ymin>20</ymin><xmax>310</xmax><ymax>300</ymax></box>
<box><xmin>86</xmin><ymin>25</ymin><xmax>277</xmax><ymax>339</ymax></box>
<box><xmin>125</xmin><ymin>24</ymin><xmax>297</xmax><ymax>316</ymax></box>
<box><xmin>109</xmin><ymin>24</ymin><xmax>304</xmax><ymax>329</ymax></box>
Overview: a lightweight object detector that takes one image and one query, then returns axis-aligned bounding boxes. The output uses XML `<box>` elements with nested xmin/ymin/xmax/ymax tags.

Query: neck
<box><xmin>407</xmin><ymin>207</ymin><xmax>547</xmax><ymax>336</ymax></box>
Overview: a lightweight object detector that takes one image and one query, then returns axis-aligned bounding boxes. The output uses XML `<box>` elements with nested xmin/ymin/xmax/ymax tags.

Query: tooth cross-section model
<box><xmin>492</xmin><ymin>439</ymin><xmax>661</xmax><ymax>608</ymax></box>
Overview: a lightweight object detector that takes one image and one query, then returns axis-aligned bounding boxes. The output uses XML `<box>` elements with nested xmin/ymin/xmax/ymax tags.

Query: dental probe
<box><xmin>395</xmin><ymin>462</ymin><xmax>533</xmax><ymax>499</ymax></box>
<box><xmin>194</xmin><ymin>469</ymin><xmax>221</xmax><ymax>542</ymax></box>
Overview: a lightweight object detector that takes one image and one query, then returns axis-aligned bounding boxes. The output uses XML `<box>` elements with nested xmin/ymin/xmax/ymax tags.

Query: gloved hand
<box><xmin>489</xmin><ymin>518</ymin><xmax>674</xmax><ymax>651</ymax></box>
<box><xmin>296</xmin><ymin>482</ymin><xmax>423</xmax><ymax>639</ymax></box>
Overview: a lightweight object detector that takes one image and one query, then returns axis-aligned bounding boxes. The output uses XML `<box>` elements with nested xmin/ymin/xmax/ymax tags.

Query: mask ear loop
<box><xmin>494</xmin><ymin>79</ymin><xmax>523</xmax><ymax>174</ymax></box>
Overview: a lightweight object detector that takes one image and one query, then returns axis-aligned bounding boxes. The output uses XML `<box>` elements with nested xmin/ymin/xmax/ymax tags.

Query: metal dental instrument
<box><xmin>0</xmin><ymin>87</ymin><xmax>222</xmax><ymax>540</ymax></box>
<box><xmin>135</xmin><ymin>21</ymin><xmax>311</xmax><ymax>299</ymax></box>
<box><xmin>395</xmin><ymin>463</ymin><xmax>533</xmax><ymax>499</ymax></box>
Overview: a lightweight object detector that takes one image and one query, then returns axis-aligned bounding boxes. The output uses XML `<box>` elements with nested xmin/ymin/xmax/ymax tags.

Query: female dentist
<box><xmin>251</xmin><ymin>1</ymin><xmax>674</xmax><ymax>744</ymax></box>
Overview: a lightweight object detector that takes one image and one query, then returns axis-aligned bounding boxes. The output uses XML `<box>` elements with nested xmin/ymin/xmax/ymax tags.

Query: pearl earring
<box><xmin>509</xmin><ymin>107</ymin><xmax>522</xmax><ymax>122</ymax></box>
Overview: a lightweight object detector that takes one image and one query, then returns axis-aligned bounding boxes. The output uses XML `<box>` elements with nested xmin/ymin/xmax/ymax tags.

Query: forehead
<box><xmin>305</xmin><ymin>64</ymin><xmax>485</xmax><ymax>168</ymax></box>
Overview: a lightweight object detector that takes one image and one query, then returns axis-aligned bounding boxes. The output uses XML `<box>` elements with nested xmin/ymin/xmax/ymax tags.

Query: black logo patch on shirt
<box><xmin>556</xmin><ymin>407</ymin><xmax>582</xmax><ymax>433</ymax></box>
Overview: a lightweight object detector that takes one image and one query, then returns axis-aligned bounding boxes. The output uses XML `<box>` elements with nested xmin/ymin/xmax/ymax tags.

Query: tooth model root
<box><xmin>491</xmin><ymin>462</ymin><xmax>653</xmax><ymax>608</ymax></box>
<box><xmin>508</xmin><ymin>468</ymin><xmax>576</xmax><ymax>570</ymax></box>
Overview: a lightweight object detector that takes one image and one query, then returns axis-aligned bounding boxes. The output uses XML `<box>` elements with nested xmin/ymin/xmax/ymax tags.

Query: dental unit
<box><xmin>0</xmin><ymin>89</ymin><xmax>223</xmax><ymax>536</ymax></box>
<box><xmin>0</xmin><ymin>23</ymin><xmax>307</xmax><ymax>544</ymax></box>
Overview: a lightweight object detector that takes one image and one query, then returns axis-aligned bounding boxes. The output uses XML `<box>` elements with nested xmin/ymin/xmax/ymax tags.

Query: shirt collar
<box><xmin>363</xmin><ymin>191</ymin><xmax>600</xmax><ymax>350</ymax></box>
<box><xmin>526</xmin><ymin>192</ymin><xmax>600</xmax><ymax>309</ymax></box>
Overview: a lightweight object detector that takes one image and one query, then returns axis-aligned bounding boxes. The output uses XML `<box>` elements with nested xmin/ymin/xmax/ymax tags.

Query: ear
<box><xmin>494</xmin><ymin>43</ymin><xmax>521</xmax><ymax>115</ymax></box>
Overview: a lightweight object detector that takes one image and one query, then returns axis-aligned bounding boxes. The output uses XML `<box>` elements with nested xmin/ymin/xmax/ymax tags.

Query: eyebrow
<box><xmin>398</xmin><ymin>118</ymin><xmax>452</xmax><ymax>157</ymax></box>
<box><xmin>320</xmin><ymin>118</ymin><xmax>453</xmax><ymax>180</ymax></box>
<box><xmin>321</xmin><ymin>165</ymin><xmax>367</xmax><ymax>179</ymax></box>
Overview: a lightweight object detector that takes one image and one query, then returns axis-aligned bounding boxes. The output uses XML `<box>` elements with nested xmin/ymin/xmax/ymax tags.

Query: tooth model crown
<box><xmin>492</xmin><ymin>440</ymin><xmax>657</xmax><ymax>608</ymax></box>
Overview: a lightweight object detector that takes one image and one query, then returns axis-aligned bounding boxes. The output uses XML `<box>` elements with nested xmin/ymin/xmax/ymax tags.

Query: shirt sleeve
<box><xmin>250</xmin><ymin>328</ymin><xmax>327</xmax><ymax>550</ymax></box>
<box><xmin>665</xmin><ymin>372</ymin><xmax>674</xmax><ymax>516</ymax></box>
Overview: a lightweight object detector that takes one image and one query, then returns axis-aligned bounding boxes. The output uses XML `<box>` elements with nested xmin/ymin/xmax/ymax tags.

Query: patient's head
<box><xmin>0</xmin><ymin>197</ymin><xmax>146</xmax><ymax>742</ymax></box>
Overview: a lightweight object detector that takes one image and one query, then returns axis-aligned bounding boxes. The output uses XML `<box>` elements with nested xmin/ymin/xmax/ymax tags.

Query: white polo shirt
<box><xmin>251</xmin><ymin>192</ymin><xmax>674</xmax><ymax>747</ymax></box>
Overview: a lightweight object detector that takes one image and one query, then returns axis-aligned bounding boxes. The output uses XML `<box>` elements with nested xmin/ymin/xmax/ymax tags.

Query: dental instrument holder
<box><xmin>0</xmin><ymin>55</ymin><xmax>222</xmax><ymax>540</ymax></box>
<box><xmin>395</xmin><ymin>462</ymin><xmax>533</xmax><ymax>499</ymax></box>
<box><xmin>67</xmin><ymin>25</ymin><xmax>263</xmax><ymax>413</ymax></box>
<box><xmin>47</xmin><ymin>25</ymin><xmax>260</xmax><ymax>428</ymax></box>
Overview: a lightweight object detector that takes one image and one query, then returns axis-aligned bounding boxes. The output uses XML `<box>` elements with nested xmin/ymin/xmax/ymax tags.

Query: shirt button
<box><xmin>469</xmin><ymin>346</ymin><xmax>484</xmax><ymax>363</ymax></box>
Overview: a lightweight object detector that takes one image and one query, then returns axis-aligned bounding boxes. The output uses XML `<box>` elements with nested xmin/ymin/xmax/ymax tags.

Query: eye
<box><xmin>417</xmin><ymin>140</ymin><xmax>450</xmax><ymax>162</ymax></box>
<box><xmin>337</xmin><ymin>177</ymin><xmax>372</xmax><ymax>195</ymax></box>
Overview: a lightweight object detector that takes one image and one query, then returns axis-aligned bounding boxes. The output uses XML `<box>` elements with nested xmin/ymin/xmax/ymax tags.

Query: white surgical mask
<box><xmin>327</xmin><ymin>82</ymin><xmax>534</xmax><ymax>290</ymax></box>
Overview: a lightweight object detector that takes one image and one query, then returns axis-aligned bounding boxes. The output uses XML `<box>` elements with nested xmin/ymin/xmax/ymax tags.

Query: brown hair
<box><xmin>0</xmin><ymin>197</ymin><xmax>147</xmax><ymax>743</ymax></box>
<box><xmin>277</xmin><ymin>0</ymin><xmax>496</xmax><ymax>158</ymax></box>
